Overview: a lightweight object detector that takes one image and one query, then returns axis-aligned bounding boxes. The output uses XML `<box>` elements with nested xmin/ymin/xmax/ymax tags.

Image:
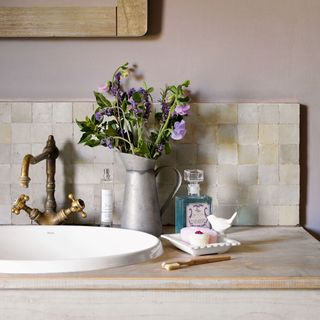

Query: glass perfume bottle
<box><xmin>175</xmin><ymin>169</ymin><xmax>212</xmax><ymax>233</ymax></box>
<box><xmin>100</xmin><ymin>168</ymin><xmax>114</xmax><ymax>227</ymax></box>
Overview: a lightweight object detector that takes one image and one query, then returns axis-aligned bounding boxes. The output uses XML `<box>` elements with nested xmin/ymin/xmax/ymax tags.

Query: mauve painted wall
<box><xmin>0</xmin><ymin>0</ymin><xmax>319</xmax><ymax>236</ymax></box>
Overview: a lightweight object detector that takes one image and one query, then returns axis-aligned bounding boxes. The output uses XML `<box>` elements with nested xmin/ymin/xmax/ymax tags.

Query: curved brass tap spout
<box><xmin>20</xmin><ymin>135</ymin><xmax>59</xmax><ymax>188</ymax></box>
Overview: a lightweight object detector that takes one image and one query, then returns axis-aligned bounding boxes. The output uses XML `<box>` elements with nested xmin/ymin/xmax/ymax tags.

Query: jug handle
<box><xmin>155</xmin><ymin>166</ymin><xmax>182</xmax><ymax>217</ymax></box>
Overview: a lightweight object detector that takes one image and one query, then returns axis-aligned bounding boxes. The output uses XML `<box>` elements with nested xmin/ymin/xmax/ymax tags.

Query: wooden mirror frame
<box><xmin>0</xmin><ymin>0</ymin><xmax>147</xmax><ymax>37</ymax></box>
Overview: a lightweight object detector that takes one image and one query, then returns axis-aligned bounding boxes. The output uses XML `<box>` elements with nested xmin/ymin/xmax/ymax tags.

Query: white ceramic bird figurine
<box><xmin>207</xmin><ymin>212</ymin><xmax>238</xmax><ymax>235</ymax></box>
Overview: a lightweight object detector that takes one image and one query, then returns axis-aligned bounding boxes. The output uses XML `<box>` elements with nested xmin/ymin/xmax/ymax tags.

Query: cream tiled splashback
<box><xmin>0</xmin><ymin>102</ymin><xmax>300</xmax><ymax>226</ymax></box>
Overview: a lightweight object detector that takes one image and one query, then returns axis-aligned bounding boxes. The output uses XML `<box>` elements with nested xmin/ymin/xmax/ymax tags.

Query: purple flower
<box><xmin>161</xmin><ymin>102</ymin><xmax>170</xmax><ymax>120</ymax></box>
<box><xmin>105</xmin><ymin>108</ymin><xmax>113</xmax><ymax>116</ymax></box>
<box><xmin>144</xmin><ymin>101</ymin><xmax>151</xmax><ymax>119</ymax></box>
<box><xmin>138</xmin><ymin>87</ymin><xmax>146</xmax><ymax>94</ymax></box>
<box><xmin>95</xmin><ymin>111</ymin><xmax>104</xmax><ymax>122</ymax></box>
<box><xmin>156</xmin><ymin>144</ymin><xmax>164</xmax><ymax>153</ymax></box>
<box><xmin>101</xmin><ymin>137</ymin><xmax>114</xmax><ymax>149</ymax></box>
<box><xmin>171</xmin><ymin>120</ymin><xmax>186</xmax><ymax>140</ymax></box>
<box><xmin>115</xmin><ymin>72</ymin><xmax>121</xmax><ymax>82</ymax></box>
<box><xmin>128</xmin><ymin>88</ymin><xmax>136</xmax><ymax>96</ymax></box>
<box><xmin>128</xmin><ymin>96</ymin><xmax>138</xmax><ymax>107</ymax></box>
<box><xmin>174</xmin><ymin>104</ymin><xmax>190</xmax><ymax>116</ymax></box>
<box><xmin>97</xmin><ymin>84</ymin><xmax>108</xmax><ymax>94</ymax></box>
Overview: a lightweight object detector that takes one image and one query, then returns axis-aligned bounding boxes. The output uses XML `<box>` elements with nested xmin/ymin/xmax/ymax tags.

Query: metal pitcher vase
<box><xmin>119</xmin><ymin>152</ymin><xmax>182</xmax><ymax>237</ymax></box>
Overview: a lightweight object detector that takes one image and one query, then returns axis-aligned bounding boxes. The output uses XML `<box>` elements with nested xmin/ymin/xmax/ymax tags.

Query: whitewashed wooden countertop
<box><xmin>0</xmin><ymin>227</ymin><xmax>319</xmax><ymax>290</ymax></box>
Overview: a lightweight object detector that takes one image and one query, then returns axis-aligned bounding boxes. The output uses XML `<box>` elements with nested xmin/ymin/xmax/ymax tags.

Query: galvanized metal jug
<box><xmin>119</xmin><ymin>152</ymin><xmax>182</xmax><ymax>237</ymax></box>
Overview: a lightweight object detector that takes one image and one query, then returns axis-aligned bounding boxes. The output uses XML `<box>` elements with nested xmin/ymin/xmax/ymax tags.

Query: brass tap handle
<box><xmin>11</xmin><ymin>194</ymin><xmax>30</xmax><ymax>215</ymax></box>
<box><xmin>68</xmin><ymin>193</ymin><xmax>87</xmax><ymax>218</ymax></box>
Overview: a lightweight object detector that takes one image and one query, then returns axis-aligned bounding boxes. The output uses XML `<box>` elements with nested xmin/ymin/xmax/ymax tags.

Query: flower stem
<box><xmin>114</xmin><ymin>136</ymin><xmax>135</xmax><ymax>154</ymax></box>
<box><xmin>151</xmin><ymin>96</ymin><xmax>177</xmax><ymax>157</ymax></box>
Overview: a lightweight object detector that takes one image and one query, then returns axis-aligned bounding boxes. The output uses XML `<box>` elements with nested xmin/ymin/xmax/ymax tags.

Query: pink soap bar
<box><xmin>180</xmin><ymin>227</ymin><xmax>218</xmax><ymax>244</ymax></box>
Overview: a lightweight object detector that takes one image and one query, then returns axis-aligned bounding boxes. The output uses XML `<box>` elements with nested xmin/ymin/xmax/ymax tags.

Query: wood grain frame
<box><xmin>0</xmin><ymin>0</ymin><xmax>147</xmax><ymax>37</ymax></box>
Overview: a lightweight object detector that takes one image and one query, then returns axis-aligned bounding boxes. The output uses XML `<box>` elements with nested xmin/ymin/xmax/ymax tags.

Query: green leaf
<box><xmin>94</xmin><ymin>91</ymin><xmax>112</xmax><ymax>108</ymax></box>
<box><xmin>79</xmin><ymin>132</ymin><xmax>91</xmax><ymax>144</ymax></box>
<box><xmin>178</xmin><ymin>97</ymin><xmax>190</xmax><ymax>103</ymax></box>
<box><xmin>106</xmin><ymin>126</ymin><xmax>118</xmax><ymax>136</ymax></box>
<box><xmin>182</xmin><ymin>80</ymin><xmax>190</xmax><ymax>87</ymax></box>
<box><xmin>76</xmin><ymin>119</ymin><xmax>85</xmax><ymax>130</ymax></box>
<box><xmin>137</xmin><ymin>139</ymin><xmax>150</xmax><ymax>157</ymax></box>
<box><xmin>85</xmin><ymin>139</ymin><xmax>100</xmax><ymax>147</ymax></box>
<box><xmin>132</xmin><ymin>92</ymin><xmax>142</xmax><ymax>103</ymax></box>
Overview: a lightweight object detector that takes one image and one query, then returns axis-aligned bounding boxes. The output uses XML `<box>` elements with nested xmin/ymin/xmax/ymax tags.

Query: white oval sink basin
<box><xmin>0</xmin><ymin>226</ymin><xmax>163</xmax><ymax>274</ymax></box>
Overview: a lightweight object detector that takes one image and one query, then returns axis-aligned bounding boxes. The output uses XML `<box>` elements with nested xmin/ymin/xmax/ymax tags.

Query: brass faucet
<box><xmin>12</xmin><ymin>135</ymin><xmax>86</xmax><ymax>224</ymax></box>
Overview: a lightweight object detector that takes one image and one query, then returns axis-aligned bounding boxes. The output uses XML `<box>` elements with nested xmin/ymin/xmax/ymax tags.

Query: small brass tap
<box><xmin>12</xmin><ymin>135</ymin><xmax>86</xmax><ymax>225</ymax></box>
<box><xmin>12</xmin><ymin>193</ymin><xmax>86</xmax><ymax>225</ymax></box>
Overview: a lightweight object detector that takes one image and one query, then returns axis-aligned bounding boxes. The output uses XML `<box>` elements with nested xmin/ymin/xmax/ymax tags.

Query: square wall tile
<box><xmin>258</xmin><ymin>165</ymin><xmax>279</xmax><ymax>185</ymax></box>
<box><xmin>0</xmin><ymin>165</ymin><xmax>11</xmax><ymax>183</ymax></box>
<box><xmin>11</xmin><ymin>124</ymin><xmax>31</xmax><ymax>144</ymax></box>
<box><xmin>217</xmin><ymin>125</ymin><xmax>237</xmax><ymax>144</ymax></box>
<box><xmin>53</xmin><ymin>103</ymin><xmax>73</xmax><ymax>123</ymax></box>
<box><xmin>197</xmin><ymin>144</ymin><xmax>218</xmax><ymax>165</ymax></box>
<box><xmin>259</xmin><ymin>145</ymin><xmax>278</xmax><ymax>164</ymax></box>
<box><xmin>279</xmin><ymin>144</ymin><xmax>299</xmax><ymax>164</ymax></box>
<box><xmin>214</xmin><ymin>205</ymin><xmax>238</xmax><ymax>220</ymax></box>
<box><xmin>217</xmin><ymin>165</ymin><xmax>237</xmax><ymax>185</ymax></box>
<box><xmin>258</xmin><ymin>206</ymin><xmax>279</xmax><ymax>225</ymax></box>
<box><xmin>197</xmin><ymin>103</ymin><xmax>219</xmax><ymax>124</ymax></box>
<box><xmin>279</xmin><ymin>164</ymin><xmax>299</xmax><ymax>185</ymax></box>
<box><xmin>196</xmin><ymin>124</ymin><xmax>217</xmax><ymax>145</ymax></box>
<box><xmin>238</xmin><ymin>165</ymin><xmax>258</xmax><ymax>186</ymax></box>
<box><xmin>279</xmin><ymin>206</ymin><xmax>299</xmax><ymax>225</ymax></box>
<box><xmin>279</xmin><ymin>104</ymin><xmax>299</xmax><ymax>124</ymax></box>
<box><xmin>53</xmin><ymin>123</ymin><xmax>73</xmax><ymax>142</ymax></box>
<box><xmin>238</xmin><ymin>104</ymin><xmax>258</xmax><ymax>124</ymax></box>
<box><xmin>216</xmin><ymin>104</ymin><xmax>237</xmax><ymax>124</ymax></box>
<box><xmin>32</xmin><ymin>103</ymin><xmax>52</xmax><ymax>123</ymax></box>
<box><xmin>0</xmin><ymin>124</ymin><xmax>11</xmax><ymax>144</ymax></box>
<box><xmin>11</xmin><ymin>144</ymin><xmax>31</xmax><ymax>164</ymax></box>
<box><xmin>12</xmin><ymin>103</ymin><xmax>32</xmax><ymax>123</ymax></box>
<box><xmin>279</xmin><ymin>185</ymin><xmax>300</xmax><ymax>205</ymax></box>
<box><xmin>31</xmin><ymin>124</ymin><xmax>53</xmax><ymax>143</ymax></box>
<box><xmin>72</xmin><ymin>102</ymin><xmax>94</xmax><ymax>122</ymax></box>
<box><xmin>258</xmin><ymin>104</ymin><xmax>279</xmax><ymax>123</ymax></box>
<box><xmin>73</xmin><ymin>144</ymin><xmax>95</xmax><ymax>164</ymax></box>
<box><xmin>258</xmin><ymin>185</ymin><xmax>279</xmax><ymax>205</ymax></box>
<box><xmin>10</xmin><ymin>164</ymin><xmax>21</xmax><ymax>184</ymax></box>
<box><xmin>198</xmin><ymin>165</ymin><xmax>217</xmax><ymax>186</ymax></box>
<box><xmin>238</xmin><ymin>145</ymin><xmax>258</xmax><ymax>164</ymax></box>
<box><xmin>237</xmin><ymin>185</ymin><xmax>259</xmax><ymax>206</ymax></box>
<box><xmin>259</xmin><ymin>124</ymin><xmax>279</xmax><ymax>144</ymax></box>
<box><xmin>217</xmin><ymin>185</ymin><xmax>239</xmax><ymax>206</ymax></box>
<box><xmin>0</xmin><ymin>103</ymin><xmax>11</xmax><ymax>123</ymax></box>
<box><xmin>74</xmin><ymin>164</ymin><xmax>95</xmax><ymax>184</ymax></box>
<box><xmin>176</xmin><ymin>144</ymin><xmax>197</xmax><ymax>165</ymax></box>
<box><xmin>0</xmin><ymin>184</ymin><xmax>11</xmax><ymax>204</ymax></box>
<box><xmin>279</xmin><ymin>124</ymin><xmax>299</xmax><ymax>144</ymax></box>
<box><xmin>236</xmin><ymin>206</ymin><xmax>258</xmax><ymax>225</ymax></box>
<box><xmin>0</xmin><ymin>144</ymin><xmax>11</xmax><ymax>164</ymax></box>
<box><xmin>218</xmin><ymin>144</ymin><xmax>238</xmax><ymax>165</ymax></box>
<box><xmin>238</xmin><ymin>125</ymin><xmax>258</xmax><ymax>144</ymax></box>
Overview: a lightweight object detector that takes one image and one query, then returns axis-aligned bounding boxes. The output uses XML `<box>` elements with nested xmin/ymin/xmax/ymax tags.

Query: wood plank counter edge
<box><xmin>1</xmin><ymin>276</ymin><xmax>320</xmax><ymax>290</ymax></box>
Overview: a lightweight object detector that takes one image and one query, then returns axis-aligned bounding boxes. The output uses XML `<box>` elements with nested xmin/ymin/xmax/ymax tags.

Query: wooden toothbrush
<box><xmin>161</xmin><ymin>255</ymin><xmax>231</xmax><ymax>271</ymax></box>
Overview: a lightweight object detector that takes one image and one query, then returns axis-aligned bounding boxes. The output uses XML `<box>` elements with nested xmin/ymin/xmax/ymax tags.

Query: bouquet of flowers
<box><xmin>76</xmin><ymin>63</ymin><xmax>191</xmax><ymax>159</ymax></box>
